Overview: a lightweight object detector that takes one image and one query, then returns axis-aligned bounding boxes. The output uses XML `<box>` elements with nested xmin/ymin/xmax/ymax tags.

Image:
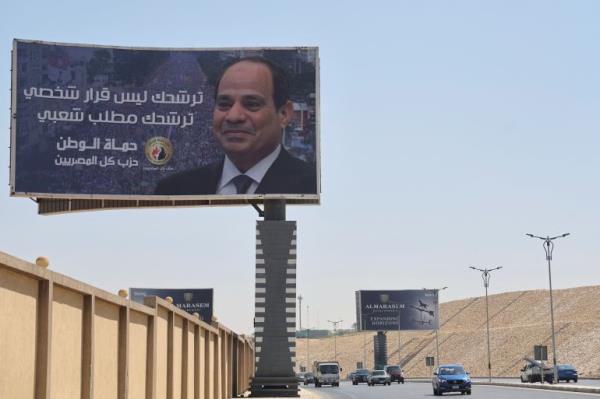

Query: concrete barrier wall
<box><xmin>0</xmin><ymin>251</ymin><xmax>254</xmax><ymax>399</ymax></box>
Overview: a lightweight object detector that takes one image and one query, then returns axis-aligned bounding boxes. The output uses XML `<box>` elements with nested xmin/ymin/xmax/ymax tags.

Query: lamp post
<box><xmin>526</xmin><ymin>232</ymin><xmax>570</xmax><ymax>383</ymax></box>
<box><xmin>306</xmin><ymin>304</ymin><xmax>310</xmax><ymax>371</ymax></box>
<box><xmin>297</xmin><ymin>295</ymin><xmax>303</xmax><ymax>332</ymax></box>
<box><xmin>423</xmin><ymin>286</ymin><xmax>447</xmax><ymax>366</ymax></box>
<box><xmin>327</xmin><ymin>319</ymin><xmax>343</xmax><ymax>362</ymax></box>
<box><xmin>469</xmin><ymin>266</ymin><xmax>502</xmax><ymax>383</ymax></box>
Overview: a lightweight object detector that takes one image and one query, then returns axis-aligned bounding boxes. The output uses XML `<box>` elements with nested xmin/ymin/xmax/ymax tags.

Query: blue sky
<box><xmin>2</xmin><ymin>1</ymin><xmax>600</xmax><ymax>334</ymax></box>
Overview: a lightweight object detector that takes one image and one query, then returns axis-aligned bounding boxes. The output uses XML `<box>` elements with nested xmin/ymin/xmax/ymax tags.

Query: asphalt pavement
<box><xmin>299</xmin><ymin>380</ymin><xmax>600</xmax><ymax>398</ymax></box>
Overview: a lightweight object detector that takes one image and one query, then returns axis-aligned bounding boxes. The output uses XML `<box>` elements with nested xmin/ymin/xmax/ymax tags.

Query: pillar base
<box><xmin>250</xmin><ymin>376</ymin><xmax>299</xmax><ymax>397</ymax></box>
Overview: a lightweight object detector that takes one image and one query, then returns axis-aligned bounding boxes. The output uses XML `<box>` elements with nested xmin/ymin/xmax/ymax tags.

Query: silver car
<box><xmin>368</xmin><ymin>370</ymin><xmax>391</xmax><ymax>386</ymax></box>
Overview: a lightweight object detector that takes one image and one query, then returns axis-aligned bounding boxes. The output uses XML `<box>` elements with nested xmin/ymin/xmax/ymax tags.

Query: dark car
<box><xmin>303</xmin><ymin>372</ymin><xmax>315</xmax><ymax>385</ymax></box>
<box><xmin>368</xmin><ymin>370</ymin><xmax>391</xmax><ymax>386</ymax></box>
<box><xmin>384</xmin><ymin>365</ymin><xmax>405</xmax><ymax>384</ymax></box>
<box><xmin>352</xmin><ymin>369</ymin><xmax>370</xmax><ymax>385</ymax></box>
<box><xmin>556</xmin><ymin>364</ymin><xmax>578</xmax><ymax>383</ymax></box>
<box><xmin>432</xmin><ymin>364</ymin><xmax>471</xmax><ymax>396</ymax></box>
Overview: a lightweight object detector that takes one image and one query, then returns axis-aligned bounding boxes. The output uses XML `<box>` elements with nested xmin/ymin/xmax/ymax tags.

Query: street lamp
<box><xmin>327</xmin><ymin>319</ymin><xmax>343</xmax><ymax>362</ymax></box>
<box><xmin>526</xmin><ymin>232</ymin><xmax>570</xmax><ymax>383</ymax></box>
<box><xmin>469</xmin><ymin>266</ymin><xmax>502</xmax><ymax>383</ymax></box>
<box><xmin>306</xmin><ymin>304</ymin><xmax>310</xmax><ymax>370</ymax></box>
<box><xmin>297</xmin><ymin>295</ymin><xmax>303</xmax><ymax>332</ymax></box>
<box><xmin>423</xmin><ymin>286</ymin><xmax>448</xmax><ymax>366</ymax></box>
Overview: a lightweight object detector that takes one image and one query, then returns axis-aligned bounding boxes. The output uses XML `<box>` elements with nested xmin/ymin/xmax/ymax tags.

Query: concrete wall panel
<box><xmin>93</xmin><ymin>299</ymin><xmax>120</xmax><ymax>399</ymax></box>
<box><xmin>156</xmin><ymin>307</ymin><xmax>169</xmax><ymax>399</ymax></box>
<box><xmin>0</xmin><ymin>268</ymin><xmax>38</xmax><ymax>399</ymax></box>
<box><xmin>128</xmin><ymin>310</ymin><xmax>148</xmax><ymax>399</ymax></box>
<box><xmin>173</xmin><ymin>316</ymin><xmax>183</xmax><ymax>399</ymax></box>
<box><xmin>50</xmin><ymin>286</ymin><xmax>83</xmax><ymax>399</ymax></box>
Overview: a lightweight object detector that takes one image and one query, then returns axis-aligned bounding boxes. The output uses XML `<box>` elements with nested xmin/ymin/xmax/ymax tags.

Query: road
<box><xmin>471</xmin><ymin>378</ymin><xmax>600</xmax><ymax>386</ymax></box>
<box><xmin>301</xmin><ymin>381</ymin><xmax>600</xmax><ymax>398</ymax></box>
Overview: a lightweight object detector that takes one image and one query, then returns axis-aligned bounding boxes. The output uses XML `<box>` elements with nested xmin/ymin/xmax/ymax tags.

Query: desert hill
<box><xmin>295</xmin><ymin>286</ymin><xmax>600</xmax><ymax>377</ymax></box>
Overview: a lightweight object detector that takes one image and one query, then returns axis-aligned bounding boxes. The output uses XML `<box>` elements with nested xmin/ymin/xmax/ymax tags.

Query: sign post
<box><xmin>426</xmin><ymin>356</ymin><xmax>435</xmax><ymax>375</ymax></box>
<box><xmin>534</xmin><ymin>345</ymin><xmax>548</xmax><ymax>384</ymax></box>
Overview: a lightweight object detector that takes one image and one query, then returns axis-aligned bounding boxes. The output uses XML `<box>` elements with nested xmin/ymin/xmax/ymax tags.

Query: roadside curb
<box><xmin>474</xmin><ymin>381</ymin><xmax>600</xmax><ymax>394</ymax></box>
<box><xmin>405</xmin><ymin>379</ymin><xmax>600</xmax><ymax>394</ymax></box>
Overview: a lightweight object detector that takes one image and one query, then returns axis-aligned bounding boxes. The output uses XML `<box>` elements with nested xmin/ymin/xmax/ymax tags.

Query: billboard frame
<box><xmin>356</xmin><ymin>289</ymin><xmax>440</xmax><ymax>331</ymax></box>
<box><xmin>10</xmin><ymin>39</ymin><xmax>321</xmax><ymax>209</ymax></box>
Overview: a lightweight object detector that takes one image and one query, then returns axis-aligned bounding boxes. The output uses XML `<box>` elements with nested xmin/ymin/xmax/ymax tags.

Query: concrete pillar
<box><xmin>250</xmin><ymin>201</ymin><xmax>298</xmax><ymax>397</ymax></box>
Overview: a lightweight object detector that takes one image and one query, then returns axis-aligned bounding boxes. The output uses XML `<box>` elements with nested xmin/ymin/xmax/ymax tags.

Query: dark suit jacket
<box><xmin>155</xmin><ymin>149</ymin><xmax>317</xmax><ymax>195</ymax></box>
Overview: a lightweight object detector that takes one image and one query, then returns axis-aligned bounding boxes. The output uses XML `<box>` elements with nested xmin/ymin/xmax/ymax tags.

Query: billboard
<box><xmin>355</xmin><ymin>290</ymin><xmax>439</xmax><ymax>331</ymax></box>
<box><xmin>10</xmin><ymin>39</ymin><xmax>320</xmax><ymax>207</ymax></box>
<box><xmin>130</xmin><ymin>288</ymin><xmax>213</xmax><ymax>322</ymax></box>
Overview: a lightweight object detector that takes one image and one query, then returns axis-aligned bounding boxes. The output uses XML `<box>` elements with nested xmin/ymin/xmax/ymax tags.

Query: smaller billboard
<box><xmin>130</xmin><ymin>288</ymin><xmax>213</xmax><ymax>322</ymax></box>
<box><xmin>355</xmin><ymin>290</ymin><xmax>439</xmax><ymax>331</ymax></box>
<box><xmin>534</xmin><ymin>345</ymin><xmax>548</xmax><ymax>361</ymax></box>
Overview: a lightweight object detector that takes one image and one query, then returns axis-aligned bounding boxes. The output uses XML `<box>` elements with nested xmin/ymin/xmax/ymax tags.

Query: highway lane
<box><xmin>301</xmin><ymin>381</ymin><xmax>600</xmax><ymax>399</ymax></box>
<box><xmin>471</xmin><ymin>378</ymin><xmax>600</xmax><ymax>387</ymax></box>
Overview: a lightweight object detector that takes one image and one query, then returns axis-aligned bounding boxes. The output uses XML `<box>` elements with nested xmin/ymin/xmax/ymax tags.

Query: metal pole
<box><xmin>327</xmin><ymin>320</ymin><xmax>343</xmax><ymax>362</ymax></box>
<box><xmin>469</xmin><ymin>267</ymin><xmax>501</xmax><ymax>383</ymax></box>
<box><xmin>298</xmin><ymin>295</ymin><xmax>303</xmax><ymax>332</ymax></box>
<box><xmin>435</xmin><ymin>329</ymin><xmax>440</xmax><ymax>366</ymax></box>
<box><xmin>527</xmin><ymin>233</ymin><xmax>569</xmax><ymax>384</ymax></box>
<box><xmin>484</xmin><ymin>281</ymin><xmax>492</xmax><ymax>383</ymax></box>
<box><xmin>398</xmin><ymin>309</ymin><xmax>401</xmax><ymax>365</ymax></box>
<box><xmin>333</xmin><ymin>328</ymin><xmax>337</xmax><ymax>362</ymax></box>
<box><xmin>363</xmin><ymin>332</ymin><xmax>366</xmax><ymax>367</ymax></box>
<box><xmin>307</xmin><ymin>305</ymin><xmax>310</xmax><ymax>370</ymax></box>
<box><xmin>547</xmin><ymin>244</ymin><xmax>558</xmax><ymax>383</ymax></box>
<box><xmin>423</xmin><ymin>286</ymin><xmax>447</xmax><ymax>366</ymax></box>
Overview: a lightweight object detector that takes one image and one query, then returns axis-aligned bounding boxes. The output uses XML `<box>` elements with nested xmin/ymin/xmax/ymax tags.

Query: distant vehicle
<box><xmin>352</xmin><ymin>369</ymin><xmax>370</xmax><ymax>385</ymax></box>
<box><xmin>384</xmin><ymin>365</ymin><xmax>405</xmax><ymax>384</ymax></box>
<box><xmin>367</xmin><ymin>370</ymin><xmax>391</xmax><ymax>386</ymax></box>
<box><xmin>303</xmin><ymin>372</ymin><xmax>315</xmax><ymax>385</ymax></box>
<box><xmin>432</xmin><ymin>364</ymin><xmax>471</xmax><ymax>396</ymax></box>
<box><xmin>556</xmin><ymin>364</ymin><xmax>578</xmax><ymax>383</ymax></box>
<box><xmin>520</xmin><ymin>360</ymin><xmax>554</xmax><ymax>383</ymax></box>
<box><xmin>296</xmin><ymin>372</ymin><xmax>305</xmax><ymax>383</ymax></box>
<box><xmin>313</xmin><ymin>361</ymin><xmax>341</xmax><ymax>387</ymax></box>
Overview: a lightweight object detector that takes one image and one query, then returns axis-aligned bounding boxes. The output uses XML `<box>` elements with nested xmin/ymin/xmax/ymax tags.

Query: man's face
<box><xmin>213</xmin><ymin>60</ymin><xmax>291</xmax><ymax>171</ymax></box>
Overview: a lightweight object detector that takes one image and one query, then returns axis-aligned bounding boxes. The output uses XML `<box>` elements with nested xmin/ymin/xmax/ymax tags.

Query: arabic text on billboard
<box><xmin>11</xmin><ymin>40</ymin><xmax>320</xmax><ymax>203</ymax></box>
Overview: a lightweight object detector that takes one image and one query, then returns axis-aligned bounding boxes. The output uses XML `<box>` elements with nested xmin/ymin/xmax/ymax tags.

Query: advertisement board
<box><xmin>355</xmin><ymin>290</ymin><xmax>439</xmax><ymax>331</ymax></box>
<box><xmin>10</xmin><ymin>39</ymin><xmax>320</xmax><ymax>206</ymax></box>
<box><xmin>130</xmin><ymin>288</ymin><xmax>213</xmax><ymax>322</ymax></box>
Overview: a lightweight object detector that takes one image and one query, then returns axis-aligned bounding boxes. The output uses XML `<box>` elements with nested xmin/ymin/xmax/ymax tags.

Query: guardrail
<box><xmin>0</xmin><ymin>251</ymin><xmax>254</xmax><ymax>399</ymax></box>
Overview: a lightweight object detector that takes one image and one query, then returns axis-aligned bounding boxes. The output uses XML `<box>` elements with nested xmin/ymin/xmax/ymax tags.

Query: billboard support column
<box><xmin>373</xmin><ymin>331</ymin><xmax>387</xmax><ymax>370</ymax></box>
<box><xmin>250</xmin><ymin>201</ymin><xmax>299</xmax><ymax>397</ymax></box>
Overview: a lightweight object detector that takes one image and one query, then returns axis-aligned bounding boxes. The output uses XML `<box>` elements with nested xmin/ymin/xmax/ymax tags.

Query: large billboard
<box><xmin>355</xmin><ymin>290</ymin><xmax>439</xmax><ymax>331</ymax></box>
<box><xmin>10</xmin><ymin>39</ymin><xmax>320</xmax><ymax>207</ymax></box>
<box><xmin>130</xmin><ymin>288</ymin><xmax>213</xmax><ymax>322</ymax></box>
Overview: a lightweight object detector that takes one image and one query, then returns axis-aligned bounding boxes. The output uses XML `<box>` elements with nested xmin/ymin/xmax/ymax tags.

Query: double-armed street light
<box><xmin>327</xmin><ymin>319</ymin><xmax>343</xmax><ymax>362</ymax></box>
<box><xmin>423</xmin><ymin>286</ymin><xmax>448</xmax><ymax>366</ymax></box>
<box><xmin>526</xmin><ymin>232</ymin><xmax>570</xmax><ymax>383</ymax></box>
<box><xmin>469</xmin><ymin>266</ymin><xmax>502</xmax><ymax>383</ymax></box>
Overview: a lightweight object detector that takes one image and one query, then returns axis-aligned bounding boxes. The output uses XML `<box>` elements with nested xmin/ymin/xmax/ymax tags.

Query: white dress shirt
<box><xmin>216</xmin><ymin>145</ymin><xmax>281</xmax><ymax>195</ymax></box>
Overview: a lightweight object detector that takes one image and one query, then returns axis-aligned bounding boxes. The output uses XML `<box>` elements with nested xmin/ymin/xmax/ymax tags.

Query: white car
<box><xmin>367</xmin><ymin>370</ymin><xmax>391</xmax><ymax>386</ymax></box>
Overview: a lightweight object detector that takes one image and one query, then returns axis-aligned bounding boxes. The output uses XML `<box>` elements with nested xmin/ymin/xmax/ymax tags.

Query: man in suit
<box><xmin>155</xmin><ymin>57</ymin><xmax>316</xmax><ymax>195</ymax></box>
